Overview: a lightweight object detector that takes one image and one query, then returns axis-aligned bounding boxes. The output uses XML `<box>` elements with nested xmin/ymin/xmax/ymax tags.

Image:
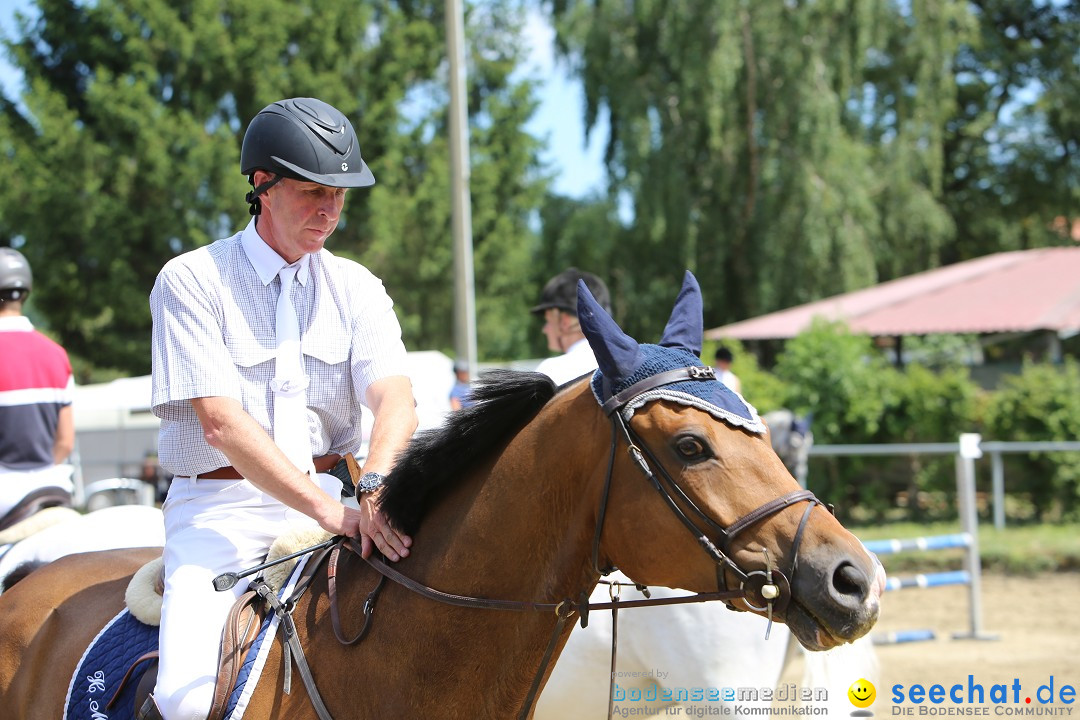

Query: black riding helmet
<box><xmin>0</xmin><ymin>247</ymin><xmax>32</xmax><ymax>302</ymax></box>
<box><xmin>531</xmin><ymin>268</ymin><xmax>612</xmax><ymax>317</ymax></box>
<box><xmin>240</xmin><ymin>97</ymin><xmax>376</xmax><ymax>215</ymax></box>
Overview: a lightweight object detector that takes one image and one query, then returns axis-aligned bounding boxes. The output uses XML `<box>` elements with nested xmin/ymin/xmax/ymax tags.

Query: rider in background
<box><xmin>0</xmin><ymin>247</ymin><xmax>75</xmax><ymax>521</ymax></box>
<box><xmin>530</xmin><ymin>268</ymin><xmax>612</xmax><ymax>385</ymax></box>
<box><xmin>147</xmin><ymin>98</ymin><xmax>417</xmax><ymax>720</ymax></box>
<box><xmin>712</xmin><ymin>345</ymin><xmax>742</xmax><ymax>395</ymax></box>
<box><xmin>449</xmin><ymin>358</ymin><xmax>475</xmax><ymax>410</ymax></box>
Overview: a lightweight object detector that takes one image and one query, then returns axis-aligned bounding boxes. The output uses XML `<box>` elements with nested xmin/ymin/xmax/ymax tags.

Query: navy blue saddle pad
<box><xmin>63</xmin><ymin>607</ymin><xmax>276</xmax><ymax>720</ymax></box>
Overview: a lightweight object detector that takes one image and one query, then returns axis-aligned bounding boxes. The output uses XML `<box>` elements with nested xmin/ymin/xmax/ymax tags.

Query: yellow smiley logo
<box><xmin>848</xmin><ymin>678</ymin><xmax>876</xmax><ymax>708</ymax></box>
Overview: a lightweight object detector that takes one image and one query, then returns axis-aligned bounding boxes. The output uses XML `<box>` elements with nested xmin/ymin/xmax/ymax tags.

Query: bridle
<box><xmin>253</xmin><ymin>365</ymin><xmax>827</xmax><ymax>720</ymax></box>
<box><xmin>594</xmin><ymin>365</ymin><xmax>826</xmax><ymax>626</ymax></box>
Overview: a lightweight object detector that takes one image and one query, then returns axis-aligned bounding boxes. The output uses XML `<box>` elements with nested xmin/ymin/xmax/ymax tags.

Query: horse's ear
<box><xmin>578</xmin><ymin>279</ymin><xmax>641</xmax><ymax>383</ymax></box>
<box><xmin>658</xmin><ymin>270</ymin><xmax>703</xmax><ymax>357</ymax></box>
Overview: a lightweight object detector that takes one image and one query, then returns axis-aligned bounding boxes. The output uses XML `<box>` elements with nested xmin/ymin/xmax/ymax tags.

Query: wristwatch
<box><xmin>357</xmin><ymin>471</ymin><xmax>385</xmax><ymax>494</ymax></box>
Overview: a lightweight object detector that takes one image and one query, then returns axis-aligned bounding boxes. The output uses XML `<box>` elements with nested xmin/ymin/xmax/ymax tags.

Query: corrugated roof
<box><xmin>705</xmin><ymin>247</ymin><xmax>1080</xmax><ymax>340</ymax></box>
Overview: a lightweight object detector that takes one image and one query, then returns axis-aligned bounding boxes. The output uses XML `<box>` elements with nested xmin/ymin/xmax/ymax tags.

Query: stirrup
<box><xmin>137</xmin><ymin>694</ymin><xmax>164</xmax><ymax>720</ymax></box>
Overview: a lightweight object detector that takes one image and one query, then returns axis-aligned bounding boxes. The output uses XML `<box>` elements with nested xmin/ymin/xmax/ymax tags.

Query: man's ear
<box><xmin>254</xmin><ymin>170</ymin><xmax>276</xmax><ymax>190</ymax></box>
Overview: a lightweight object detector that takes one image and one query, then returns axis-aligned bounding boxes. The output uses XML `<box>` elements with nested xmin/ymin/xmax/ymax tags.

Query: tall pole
<box><xmin>446</xmin><ymin>0</ymin><xmax>478</xmax><ymax>379</ymax></box>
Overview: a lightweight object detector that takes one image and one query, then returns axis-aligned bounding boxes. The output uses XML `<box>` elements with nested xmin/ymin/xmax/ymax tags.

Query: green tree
<box><xmin>773</xmin><ymin>319</ymin><xmax>893</xmax><ymax>442</ymax></box>
<box><xmin>547</xmin><ymin>0</ymin><xmax>969</xmax><ymax>335</ymax></box>
<box><xmin>941</xmin><ymin>0</ymin><xmax>1080</xmax><ymax>262</ymax></box>
<box><xmin>984</xmin><ymin>359</ymin><xmax>1080</xmax><ymax>520</ymax></box>
<box><xmin>879</xmin><ymin>363</ymin><xmax>981</xmax><ymax>520</ymax></box>
<box><xmin>362</xmin><ymin>2</ymin><xmax>547</xmax><ymax>361</ymax></box>
<box><xmin>0</xmin><ymin>0</ymin><xmax>546</xmax><ymax>375</ymax></box>
<box><xmin>772</xmin><ymin>319</ymin><xmax>895</xmax><ymax>514</ymax></box>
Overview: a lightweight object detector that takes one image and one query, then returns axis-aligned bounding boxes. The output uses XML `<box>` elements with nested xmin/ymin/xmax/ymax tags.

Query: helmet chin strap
<box><xmin>245</xmin><ymin>174</ymin><xmax>286</xmax><ymax>216</ymax></box>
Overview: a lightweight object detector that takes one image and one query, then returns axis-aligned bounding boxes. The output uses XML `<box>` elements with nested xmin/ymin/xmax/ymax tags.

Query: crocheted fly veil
<box><xmin>577</xmin><ymin>271</ymin><xmax>765</xmax><ymax>434</ymax></box>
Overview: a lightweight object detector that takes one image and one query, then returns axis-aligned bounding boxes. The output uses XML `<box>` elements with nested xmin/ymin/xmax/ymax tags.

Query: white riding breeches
<box><xmin>153</xmin><ymin>472</ymin><xmax>340</xmax><ymax>720</ymax></box>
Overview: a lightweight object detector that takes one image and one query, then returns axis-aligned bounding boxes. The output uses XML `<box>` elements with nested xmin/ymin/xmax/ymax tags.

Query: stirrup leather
<box><xmin>136</xmin><ymin>694</ymin><xmax>164</xmax><ymax>720</ymax></box>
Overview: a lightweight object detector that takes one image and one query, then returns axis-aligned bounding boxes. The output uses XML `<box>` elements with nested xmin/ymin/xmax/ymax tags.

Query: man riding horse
<box><xmin>144</xmin><ymin>97</ymin><xmax>417</xmax><ymax>720</ymax></box>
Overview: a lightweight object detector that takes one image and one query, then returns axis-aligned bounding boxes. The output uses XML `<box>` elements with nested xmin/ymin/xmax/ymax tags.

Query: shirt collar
<box><xmin>0</xmin><ymin>315</ymin><xmax>34</xmax><ymax>332</ymax></box>
<box><xmin>565</xmin><ymin>337</ymin><xmax>591</xmax><ymax>354</ymax></box>
<box><xmin>240</xmin><ymin>217</ymin><xmax>311</xmax><ymax>287</ymax></box>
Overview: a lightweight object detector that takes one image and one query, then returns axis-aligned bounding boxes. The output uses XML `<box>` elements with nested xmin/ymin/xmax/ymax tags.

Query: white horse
<box><xmin>535</xmin><ymin>410</ymin><xmax>880</xmax><ymax>719</ymax></box>
<box><xmin>0</xmin><ymin>504</ymin><xmax>165</xmax><ymax>593</ymax></box>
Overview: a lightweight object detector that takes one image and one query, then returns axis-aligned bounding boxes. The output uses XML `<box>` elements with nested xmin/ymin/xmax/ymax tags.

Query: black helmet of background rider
<box><xmin>240</xmin><ymin>97</ymin><xmax>376</xmax><ymax>216</ymax></box>
<box><xmin>0</xmin><ymin>247</ymin><xmax>32</xmax><ymax>303</ymax></box>
<box><xmin>531</xmin><ymin>268</ymin><xmax>612</xmax><ymax>318</ymax></box>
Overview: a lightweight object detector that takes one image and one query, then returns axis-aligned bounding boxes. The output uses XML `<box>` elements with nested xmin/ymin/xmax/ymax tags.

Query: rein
<box><xmin>329</xmin><ymin>537</ymin><xmax>744</xmax><ymax>720</ymax></box>
<box><xmin>340</xmin><ymin>537</ymin><xmax>744</xmax><ymax>615</ymax></box>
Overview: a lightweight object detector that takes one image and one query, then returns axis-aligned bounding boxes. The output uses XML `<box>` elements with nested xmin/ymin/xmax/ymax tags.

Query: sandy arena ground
<box><xmin>777</xmin><ymin>572</ymin><xmax>1080</xmax><ymax>717</ymax></box>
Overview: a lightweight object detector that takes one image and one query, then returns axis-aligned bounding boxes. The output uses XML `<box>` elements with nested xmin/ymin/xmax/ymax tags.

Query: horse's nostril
<box><xmin>832</xmin><ymin>561</ymin><xmax>867</xmax><ymax>599</ymax></box>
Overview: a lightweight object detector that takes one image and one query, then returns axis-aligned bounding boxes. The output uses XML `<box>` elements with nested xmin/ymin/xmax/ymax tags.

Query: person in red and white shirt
<box><xmin>0</xmin><ymin>247</ymin><xmax>75</xmax><ymax>519</ymax></box>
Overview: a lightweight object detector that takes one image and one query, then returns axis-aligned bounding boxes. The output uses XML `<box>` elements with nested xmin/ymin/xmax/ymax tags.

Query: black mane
<box><xmin>379</xmin><ymin>370</ymin><xmax>557</xmax><ymax>535</ymax></box>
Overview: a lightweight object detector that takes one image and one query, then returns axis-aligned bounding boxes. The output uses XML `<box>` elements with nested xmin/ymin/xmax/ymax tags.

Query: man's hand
<box><xmin>357</xmin><ymin>493</ymin><xmax>412</xmax><ymax>561</ymax></box>
<box><xmin>315</xmin><ymin>493</ymin><xmax>411</xmax><ymax>562</ymax></box>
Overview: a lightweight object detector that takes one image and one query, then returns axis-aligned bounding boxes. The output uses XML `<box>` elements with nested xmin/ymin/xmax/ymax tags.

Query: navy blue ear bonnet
<box><xmin>577</xmin><ymin>271</ymin><xmax>765</xmax><ymax>434</ymax></box>
<box><xmin>589</xmin><ymin>344</ymin><xmax>764</xmax><ymax>432</ymax></box>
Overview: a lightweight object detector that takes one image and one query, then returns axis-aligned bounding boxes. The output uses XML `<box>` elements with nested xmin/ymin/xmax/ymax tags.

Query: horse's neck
<box><xmin>410</xmin><ymin>386</ymin><xmax>608</xmax><ymax>603</ymax></box>
<box><xmin>270</xmin><ymin>387</ymin><xmax>613</xmax><ymax>717</ymax></box>
<box><xmin>322</xmin><ymin>387</ymin><xmax>611</xmax><ymax>715</ymax></box>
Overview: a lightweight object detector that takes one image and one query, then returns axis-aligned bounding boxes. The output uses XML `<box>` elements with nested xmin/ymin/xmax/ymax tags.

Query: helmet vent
<box><xmin>288</xmin><ymin>98</ymin><xmax>352</xmax><ymax>155</ymax></box>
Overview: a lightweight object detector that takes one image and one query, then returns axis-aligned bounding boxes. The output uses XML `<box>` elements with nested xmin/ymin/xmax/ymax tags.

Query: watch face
<box><xmin>359</xmin><ymin>472</ymin><xmax>384</xmax><ymax>492</ymax></box>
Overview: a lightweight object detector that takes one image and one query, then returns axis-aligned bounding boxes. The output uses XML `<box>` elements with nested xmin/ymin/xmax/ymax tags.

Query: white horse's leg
<box><xmin>800</xmin><ymin>635</ymin><xmax>879</xmax><ymax>716</ymax></box>
<box><xmin>536</xmin><ymin>573</ymin><xmax>792</xmax><ymax>720</ymax></box>
<box><xmin>535</xmin><ymin>578</ymin><xmax>663</xmax><ymax>720</ymax></box>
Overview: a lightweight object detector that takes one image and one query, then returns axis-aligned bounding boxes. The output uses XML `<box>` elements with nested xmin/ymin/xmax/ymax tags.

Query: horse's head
<box><xmin>578</xmin><ymin>272</ymin><xmax>881</xmax><ymax>650</ymax></box>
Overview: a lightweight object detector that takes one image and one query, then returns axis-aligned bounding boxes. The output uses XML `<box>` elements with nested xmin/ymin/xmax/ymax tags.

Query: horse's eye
<box><xmin>674</xmin><ymin>435</ymin><xmax>709</xmax><ymax>461</ymax></box>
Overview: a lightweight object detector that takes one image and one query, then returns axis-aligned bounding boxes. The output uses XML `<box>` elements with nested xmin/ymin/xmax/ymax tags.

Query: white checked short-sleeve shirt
<box><xmin>150</xmin><ymin>218</ymin><xmax>409</xmax><ymax>477</ymax></box>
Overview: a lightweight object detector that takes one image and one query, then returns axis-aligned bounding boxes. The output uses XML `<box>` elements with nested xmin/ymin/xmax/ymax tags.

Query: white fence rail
<box><xmin>809</xmin><ymin>436</ymin><xmax>1080</xmax><ymax>529</ymax></box>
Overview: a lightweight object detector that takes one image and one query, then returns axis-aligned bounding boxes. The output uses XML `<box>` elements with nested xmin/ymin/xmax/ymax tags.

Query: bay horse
<box><xmin>0</xmin><ymin>272</ymin><xmax>881</xmax><ymax>720</ymax></box>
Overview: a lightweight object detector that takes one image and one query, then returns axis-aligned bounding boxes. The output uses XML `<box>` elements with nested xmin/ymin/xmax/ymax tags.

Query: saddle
<box><xmin>114</xmin><ymin>530</ymin><xmax>335</xmax><ymax>720</ymax></box>
<box><xmin>0</xmin><ymin>485</ymin><xmax>73</xmax><ymax>534</ymax></box>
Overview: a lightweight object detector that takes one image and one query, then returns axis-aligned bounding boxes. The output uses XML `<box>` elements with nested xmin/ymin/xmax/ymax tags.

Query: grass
<box><xmin>849</xmin><ymin>521</ymin><xmax>1080</xmax><ymax>575</ymax></box>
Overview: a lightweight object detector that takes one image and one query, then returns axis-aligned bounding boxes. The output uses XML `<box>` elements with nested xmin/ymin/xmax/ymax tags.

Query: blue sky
<box><xmin>0</xmin><ymin>2</ymin><xmax>607</xmax><ymax>200</ymax></box>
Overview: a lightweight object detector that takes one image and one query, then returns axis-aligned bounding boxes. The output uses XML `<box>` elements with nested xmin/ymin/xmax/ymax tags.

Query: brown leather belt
<box><xmin>197</xmin><ymin>454</ymin><xmax>342</xmax><ymax>480</ymax></box>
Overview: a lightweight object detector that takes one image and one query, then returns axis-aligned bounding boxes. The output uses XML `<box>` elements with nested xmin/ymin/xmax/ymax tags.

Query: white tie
<box><xmin>273</xmin><ymin>265</ymin><xmax>314</xmax><ymax>475</ymax></box>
